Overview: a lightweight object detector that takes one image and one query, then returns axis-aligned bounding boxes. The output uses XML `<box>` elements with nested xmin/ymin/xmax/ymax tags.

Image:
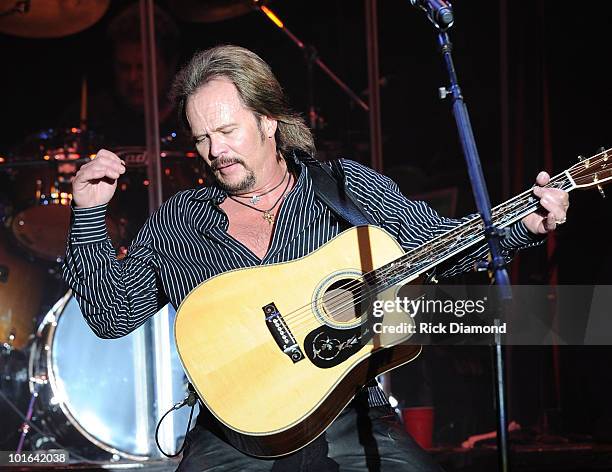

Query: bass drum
<box><xmin>29</xmin><ymin>292</ymin><xmax>196</xmax><ymax>461</ymax></box>
<box><xmin>0</xmin><ymin>229</ymin><xmax>46</xmax><ymax>349</ymax></box>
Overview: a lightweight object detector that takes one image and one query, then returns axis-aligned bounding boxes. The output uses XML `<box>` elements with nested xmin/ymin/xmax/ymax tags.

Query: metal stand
<box><xmin>417</xmin><ymin>7</ymin><xmax>512</xmax><ymax>472</ymax></box>
<box><xmin>255</xmin><ymin>3</ymin><xmax>368</xmax><ymax>113</ymax></box>
<box><xmin>139</xmin><ymin>0</ymin><xmax>176</xmax><ymax>456</ymax></box>
<box><xmin>364</xmin><ymin>0</ymin><xmax>383</xmax><ymax>172</ymax></box>
<box><xmin>16</xmin><ymin>376</ymin><xmax>45</xmax><ymax>453</ymax></box>
<box><xmin>255</xmin><ymin>2</ymin><xmax>384</xmax><ymax>171</ymax></box>
<box><xmin>139</xmin><ymin>0</ymin><xmax>163</xmax><ymax>213</ymax></box>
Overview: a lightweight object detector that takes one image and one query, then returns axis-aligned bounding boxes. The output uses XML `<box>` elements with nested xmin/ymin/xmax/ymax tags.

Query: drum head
<box><xmin>46</xmin><ymin>295</ymin><xmax>194</xmax><ymax>458</ymax></box>
<box><xmin>11</xmin><ymin>206</ymin><xmax>119</xmax><ymax>262</ymax></box>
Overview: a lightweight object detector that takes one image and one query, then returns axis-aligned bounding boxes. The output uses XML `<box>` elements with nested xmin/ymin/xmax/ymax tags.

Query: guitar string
<box><xmin>287</xmin><ymin>157</ymin><xmax>610</xmax><ymax>331</ymax></box>
<box><xmin>286</xmin><ymin>196</ymin><xmax>545</xmax><ymax>332</ymax></box>
<box><xmin>277</xmin><ymin>154</ymin><xmax>608</xmax><ymax>331</ymax></box>
<box><xmin>286</xmin><ymin>211</ymin><xmax>525</xmax><ymax>332</ymax></box>
<box><xmin>300</xmin><ymin>151</ymin><xmax>610</xmax><ymax>324</ymax></box>
<box><xmin>287</xmin><ymin>173</ymin><xmax>582</xmax><ymax>333</ymax></box>
<box><xmin>283</xmin><ymin>163</ymin><xmax>597</xmax><ymax>332</ymax></box>
<box><xmin>283</xmin><ymin>170</ymin><xmax>572</xmax><ymax>327</ymax></box>
<box><xmin>296</xmin><ymin>161</ymin><xmax>595</xmax><ymax>332</ymax></box>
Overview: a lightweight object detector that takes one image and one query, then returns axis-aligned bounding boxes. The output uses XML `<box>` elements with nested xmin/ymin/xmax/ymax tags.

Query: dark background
<box><xmin>1</xmin><ymin>0</ymin><xmax>611</xmax><ymax>450</ymax></box>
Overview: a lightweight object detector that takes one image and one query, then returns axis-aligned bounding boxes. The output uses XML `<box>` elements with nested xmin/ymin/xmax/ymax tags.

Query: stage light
<box><xmin>261</xmin><ymin>6</ymin><xmax>283</xmax><ymax>28</ymax></box>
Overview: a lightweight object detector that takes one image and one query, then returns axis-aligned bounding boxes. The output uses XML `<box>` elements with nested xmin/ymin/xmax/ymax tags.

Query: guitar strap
<box><xmin>302</xmin><ymin>155</ymin><xmax>390</xmax><ymax>406</ymax></box>
<box><xmin>303</xmin><ymin>157</ymin><xmax>377</xmax><ymax>228</ymax></box>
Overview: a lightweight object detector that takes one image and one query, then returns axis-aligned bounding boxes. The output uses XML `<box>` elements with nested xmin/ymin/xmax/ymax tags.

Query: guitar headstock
<box><xmin>568</xmin><ymin>147</ymin><xmax>612</xmax><ymax>195</ymax></box>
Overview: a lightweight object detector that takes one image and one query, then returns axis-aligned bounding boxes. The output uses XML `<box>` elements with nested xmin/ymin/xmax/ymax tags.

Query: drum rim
<box><xmin>10</xmin><ymin>206</ymin><xmax>73</xmax><ymax>262</ymax></box>
<box><xmin>33</xmin><ymin>290</ymin><xmax>151</xmax><ymax>461</ymax></box>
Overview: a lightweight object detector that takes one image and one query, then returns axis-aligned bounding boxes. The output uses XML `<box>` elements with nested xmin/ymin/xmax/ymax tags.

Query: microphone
<box><xmin>410</xmin><ymin>0</ymin><xmax>454</xmax><ymax>29</ymax></box>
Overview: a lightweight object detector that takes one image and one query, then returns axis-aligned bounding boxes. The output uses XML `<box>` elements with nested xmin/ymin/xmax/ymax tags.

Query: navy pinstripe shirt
<box><xmin>62</xmin><ymin>155</ymin><xmax>540</xmax><ymax>405</ymax></box>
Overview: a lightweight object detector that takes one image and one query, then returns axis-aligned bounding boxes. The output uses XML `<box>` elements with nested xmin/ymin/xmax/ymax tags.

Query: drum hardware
<box><xmin>3</xmin><ymin>127</ymin><xmax>109</xmax><ymax>262</ymax></box>
<box><xmin>113</xmin><ymin>146</ymin><xmax>199</xmax><ymax>168</ymax></box>
<box><xmin>2</xmin><ymin>329</ymin><xmax>16</xmax><ymax>349</ymax></box>
<box><xmin>16</xmin><ymin>374</ymin><xmax>46</xmax><ymax>454</ymax></box>
<box><xmin>0</xmin><ymin>344</ymin><xmax>29</xmax><ymax>449</ymax></box>
<box><xmin>0</xmin><ymin>263</ymin><xmax>8</xmax><ymax>282</ymax></box>
<box><xmin>2</xmin><ymin>128</ymin><xmax>203</xmax><ymax>261</ymax></box>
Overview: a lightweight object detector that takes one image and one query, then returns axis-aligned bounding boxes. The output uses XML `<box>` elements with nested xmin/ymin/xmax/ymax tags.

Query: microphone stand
<box><xmin>419</xmin><ymin>10</ymin><xmax>512</xmax><ymax>472</ymax></box>
<box><xmin>254</xmin><ymin>2</ymin><xmax>369</xmax><ymax>114</ymax></box>
<box><xmin>255</xmin><ymin>1</ymin><xmax>384</xmax><ymax>172</ymax></box>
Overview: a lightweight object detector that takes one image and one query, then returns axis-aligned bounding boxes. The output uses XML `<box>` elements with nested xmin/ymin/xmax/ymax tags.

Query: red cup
<box><xmin>402</xmin><ymin>406</ymin><xmax>435</xmax><ymax>449</ymax></box>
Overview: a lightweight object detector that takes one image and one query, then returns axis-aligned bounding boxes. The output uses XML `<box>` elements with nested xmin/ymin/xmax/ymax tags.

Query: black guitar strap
<box><xmin>304</xmin><ymin>158</ymin><xmax>377</xmax><ymax>227</ymax></box>
<box><xmin>301</xmin><ymin>155</ymin><xmax>389</xmax><ymax>405</ymax></box>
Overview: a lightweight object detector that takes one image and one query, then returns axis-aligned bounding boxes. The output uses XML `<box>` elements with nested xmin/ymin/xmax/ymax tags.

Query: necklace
<box><xmin>227</xmin><ymin>173</ymin><xmax>292</xmax><ymax>225</ymax></box>
<box><xmin>230</xmin><ymin>169</ymin><xmax>288</xmax><ymax>205</ymax></box>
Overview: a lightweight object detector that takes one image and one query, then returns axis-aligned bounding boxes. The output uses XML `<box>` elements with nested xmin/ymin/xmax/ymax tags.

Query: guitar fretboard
<box><xmin>367</xmin><ymin>171</ymin><xmax>576</xmax><ymax>293</ymax></box>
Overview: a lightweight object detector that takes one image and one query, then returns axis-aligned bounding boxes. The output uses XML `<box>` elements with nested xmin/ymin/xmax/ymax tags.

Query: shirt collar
<box><xmin>189</xmin><ymin>183</ymin><xmax>225</xmax><ymax>202</ymax></box>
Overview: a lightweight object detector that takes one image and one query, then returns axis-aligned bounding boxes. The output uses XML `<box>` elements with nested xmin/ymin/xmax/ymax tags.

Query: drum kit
<box><xmin>2</xmin><ymin>24</ymin><xmax>208</xmax><ymax>454</ymax></box>
<box><xmin>0</xmin><ymin>124</ymin><xmax>205</xmax><ymax>460</ymax></box>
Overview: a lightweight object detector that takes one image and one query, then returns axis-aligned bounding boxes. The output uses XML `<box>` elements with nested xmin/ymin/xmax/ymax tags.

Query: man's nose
<box><xmin>209</xmin><ymin>136</ymin><xmax>228</xmax><ymax>158</ymax></box>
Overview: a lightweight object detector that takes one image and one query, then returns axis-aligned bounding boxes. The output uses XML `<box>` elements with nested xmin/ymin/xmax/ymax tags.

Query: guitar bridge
<box><xmin>263</xmin><ymin>302</ymin><xmax>304</xmax><ymax>363</ymax></box>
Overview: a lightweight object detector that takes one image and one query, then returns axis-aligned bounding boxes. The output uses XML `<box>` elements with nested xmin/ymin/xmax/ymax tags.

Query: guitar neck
<box><xmin>369</xmin><ymin>169</ymin><xmax>577</xmax><ymax>290</ymax></box>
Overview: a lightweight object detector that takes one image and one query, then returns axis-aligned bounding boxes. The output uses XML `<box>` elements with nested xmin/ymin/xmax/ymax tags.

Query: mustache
<box><xmin>210</xmin><ymin>157</ymin><xmax>244</xmax><ymax>171</ymax></box>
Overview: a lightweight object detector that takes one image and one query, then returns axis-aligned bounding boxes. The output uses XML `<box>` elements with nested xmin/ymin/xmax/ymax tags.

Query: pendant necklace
<box><xmin>231</xmin><ymin>169</ymin><xmax>288</xmax><ymax>205</ymax></box>
<box><xmin>227</xmin><ymin>172</ymin><xmax>292</xmax><ymax>225</ymax></box>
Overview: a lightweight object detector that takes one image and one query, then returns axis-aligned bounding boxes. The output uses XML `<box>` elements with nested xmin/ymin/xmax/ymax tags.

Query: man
<box><xmin>58</xmin><ymin>4</ymin><xmax>186</xmax><ymax>245</ymax></box>
<box><xmin>65</xmin><ymin>3</ymin><xmax>182</xmax><ymax>145</ymax></box>
<box><xmin>63</xmin><ymin>45</ymin><xmax>569</xmax><ymax>471</ymax></box>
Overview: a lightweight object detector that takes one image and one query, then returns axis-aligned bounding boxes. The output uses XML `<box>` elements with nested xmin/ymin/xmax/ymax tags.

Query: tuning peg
<box><xmin>578</xmin><ymin>155</ymin><xmax>591</xmax><ymax>168</ymax></box>
<box><xmin>598</xmin><ymin>185</ymin><xmax>606</xmax><ymax>198</ymax></box>
<box><xmin>600</xmin><ymin>147</ymin><xmax>609</xmax><ymax>161</ymax></box>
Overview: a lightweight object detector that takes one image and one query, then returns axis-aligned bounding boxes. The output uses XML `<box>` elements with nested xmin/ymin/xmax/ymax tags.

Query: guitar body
<box><xmin>175</xmin><ymin>225</ymin><xmax>422</xmax><ymax>457</ymax></box>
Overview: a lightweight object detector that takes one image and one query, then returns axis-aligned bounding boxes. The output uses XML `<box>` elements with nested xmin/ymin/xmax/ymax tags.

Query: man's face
<box><xmin>185</xmin><ymin>78</ymin><xmax>278</xmax><ymax>193</ymax></box>
<box><xmin>113</xmin><ymin>42</ymin><xmax>171</xmax><ymax>110</ymax></box>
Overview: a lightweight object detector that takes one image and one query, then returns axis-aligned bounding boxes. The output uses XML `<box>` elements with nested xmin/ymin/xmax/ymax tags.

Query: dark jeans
<box><xmin>176</xmin><ymin>401</ymin><xmax>443</xmax><ymax>472</ymax></box>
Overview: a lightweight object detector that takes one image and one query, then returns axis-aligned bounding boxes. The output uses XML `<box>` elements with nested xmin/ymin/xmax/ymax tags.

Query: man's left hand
<box><xmin>521</xmin><ymin>171</ymin><xmax>570</xmax><ymax>235</ymax></box>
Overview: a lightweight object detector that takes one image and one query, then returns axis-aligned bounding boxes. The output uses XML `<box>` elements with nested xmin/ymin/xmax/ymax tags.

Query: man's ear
<box><xmin>260</xmin><ymin>115</ymin><xmax>278</xmax><ymax>138</ymax></box>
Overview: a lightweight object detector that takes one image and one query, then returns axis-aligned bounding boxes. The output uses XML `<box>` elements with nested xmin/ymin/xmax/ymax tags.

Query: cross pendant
<box><xmin>263</xmin><ymin>211</ymin><xmax>275</xmax><ymax>225</ymax></box>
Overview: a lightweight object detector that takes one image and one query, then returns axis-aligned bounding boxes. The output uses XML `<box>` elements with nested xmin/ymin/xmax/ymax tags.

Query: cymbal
<box><xmin>0</xmin><ymin>0</ymin><xmax>110</xmax><ymax>38</ymax></box>
<box><xmin>168</xmin><ymin>0</ymin><xmax>261</xmax><ymax>23</ymax></box>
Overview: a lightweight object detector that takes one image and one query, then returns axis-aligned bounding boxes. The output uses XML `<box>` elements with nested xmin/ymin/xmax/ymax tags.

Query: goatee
<box><xmin>208</xmin><ymin>160</ymin><xmax>256</xmax><ymax>193</ymax></box>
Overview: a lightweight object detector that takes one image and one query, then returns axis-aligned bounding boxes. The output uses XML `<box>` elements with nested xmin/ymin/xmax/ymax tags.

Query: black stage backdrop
<box><xmin>1</xmin><ymin>0</ymin><xmax>611</xmax><ymax>448</ymax></box>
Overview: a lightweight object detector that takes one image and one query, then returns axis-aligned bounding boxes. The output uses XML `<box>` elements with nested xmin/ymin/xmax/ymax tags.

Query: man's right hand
<box><xmin>72</xmin><ymin>149</ymin><xmax>126</xmax><ymax>208</ymax></box>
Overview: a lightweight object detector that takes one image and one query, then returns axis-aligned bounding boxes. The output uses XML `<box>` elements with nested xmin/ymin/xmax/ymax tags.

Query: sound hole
<box><xmin>322</xmin><ymin>279</ymin><xmax>366</xmax><ymax>325</ymax></box>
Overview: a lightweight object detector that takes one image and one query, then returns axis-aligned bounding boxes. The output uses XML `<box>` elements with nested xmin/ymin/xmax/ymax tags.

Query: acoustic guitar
<box><xmin>175</xmin><ymin>148</ymin><xmax>611</xmax><ymax>457</ymax></box>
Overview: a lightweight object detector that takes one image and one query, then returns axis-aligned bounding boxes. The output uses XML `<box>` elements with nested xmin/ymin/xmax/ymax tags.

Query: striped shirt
<box><xmin>63</xmin><ymin>154</ymin><xmax>540</xmax><ymax>405</ymax></box>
